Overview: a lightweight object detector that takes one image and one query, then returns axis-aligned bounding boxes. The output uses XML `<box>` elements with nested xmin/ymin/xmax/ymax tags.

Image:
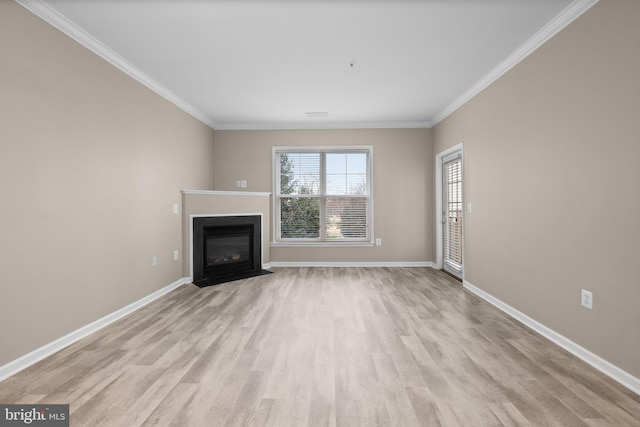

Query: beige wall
<box><xmin>213</xmin><ymin>129</ymin><xmax>433</xmax><ymax>263</ymax></box>
<box><xmin>0</xmin><ymin>2</ymin><xmax>215</xmax><ymax>366</ymax></box>
<box><xmin>433</xmin><ymin>0</ymin><xmax>640</xmax><ymax>378</ymax></box>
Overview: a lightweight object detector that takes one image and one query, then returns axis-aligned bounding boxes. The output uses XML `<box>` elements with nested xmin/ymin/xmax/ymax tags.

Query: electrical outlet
<box><xmin>152</xmin><ymin>256</ymin><xmax>157</xmax><ymax>267</ymax></box>
<box><xmin>581</xmin><ymin>289</ymin><xmax>593</xmax><ymax>309</ymax></box>
<box><xmin>241</xmin><ymin>180</ymin><xmax>247</xmax><ymax>188</ymax></box>
<box><xmin>376</xmin><ymin>238</ymin><xmax>382</xmax><ymax>246</ymax></box>
<box><xmin>236</xmin><ymin>180</ymin><xmax>242</xmax><ymax>188</ymax></box>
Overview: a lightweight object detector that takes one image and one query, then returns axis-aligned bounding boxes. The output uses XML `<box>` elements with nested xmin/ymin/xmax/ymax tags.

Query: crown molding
<box><xmin>16</xmin><ymin>0</ymin><xmax>218</xmax><ymax>130</ymax></box>
<box><xmin>431</xmin><ymin>0</ymin><xmax>600</xmax><ymax>126</ymax></box>
<box><xmin>215</xmin><ymin>121</ymin><xmax>432</xmax><ymax>131</ymax></box>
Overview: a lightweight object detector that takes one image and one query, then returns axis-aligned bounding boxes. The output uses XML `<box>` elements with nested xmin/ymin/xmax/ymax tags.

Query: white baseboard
<box><xmin>270</xmin><ymin>261</ymin><xmax>435</xmax><ymax>268</ymax></box>
<box><xmin>463</xmin><ymin>280</ymin><xmax>640</xmax><ymax>396</ymax></box>
<box><xmin>0</xmin><ymin>277</ymin><xmax>190</xmax><ymax>382</ymax></box>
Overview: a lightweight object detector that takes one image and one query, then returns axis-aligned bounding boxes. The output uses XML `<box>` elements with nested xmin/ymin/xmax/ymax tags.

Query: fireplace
<box><xmin>192</xmin><ymin>215</ymin><xmax>269</xmax><ymax>287</ymax></box>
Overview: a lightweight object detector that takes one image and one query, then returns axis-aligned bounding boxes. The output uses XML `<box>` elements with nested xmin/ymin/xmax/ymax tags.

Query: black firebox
<box><xmin>192</xmin><ymin>215</ymin><xmax>270</xmax><ymax>287</ymax></box>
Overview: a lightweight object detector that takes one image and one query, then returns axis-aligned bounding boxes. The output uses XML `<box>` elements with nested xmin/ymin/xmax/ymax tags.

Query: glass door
<box><xmin>442</xmin><ymin>155</ymin><xmax>463</xmax><ymax>279</ymax></box>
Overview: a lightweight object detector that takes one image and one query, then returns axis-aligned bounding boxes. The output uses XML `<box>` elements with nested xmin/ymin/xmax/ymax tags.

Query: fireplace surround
<box><xmin>192</xmin><ymin>215</ymin><xmax>269</xmax><ymax>287</ymax></box>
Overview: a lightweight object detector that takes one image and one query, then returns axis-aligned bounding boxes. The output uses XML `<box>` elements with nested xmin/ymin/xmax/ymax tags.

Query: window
<box><xmin>273</xmin><ymin>146</ymin><xmax>373</xmax><ymax>244</ymax></box>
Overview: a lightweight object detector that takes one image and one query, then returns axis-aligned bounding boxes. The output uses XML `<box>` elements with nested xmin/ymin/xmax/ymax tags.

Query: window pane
<box><xmin>280</xmin><ymin>197</ymin><xmax>320</xmax><ymax>238</ymax></box>
<box><xmin>279</xmin><ymin>153</ymin><xmax>320</xmax><ymax>195</ymax></box>
<box><xmin>326</xmin><ymin>153</ymin><xmax>368</xmax><ymax>195</ymax></box>
<box><xmin>325</xmin><ymin>196</ymin><xmax>368</xmax><ymax>239</ymax></box>
<box><xmin>347</xmin><ymin>153</ymin><xmax>367</xmax><ymax>174</ymax></box>
<box><xmin>326</xmin><ymin>153</ymin><xmax>346</xmax><ymax>174</ymax></box>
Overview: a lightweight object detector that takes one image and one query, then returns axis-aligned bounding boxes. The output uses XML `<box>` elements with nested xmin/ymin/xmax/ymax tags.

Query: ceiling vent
<box><xmin>305</xmin><ymin>112</ymin><xmax>329</xmax><ymax>118</ymax></box>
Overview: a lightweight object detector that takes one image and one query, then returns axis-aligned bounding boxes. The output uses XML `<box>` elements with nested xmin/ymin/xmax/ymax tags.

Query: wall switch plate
<box><xmin>376</xmin><ymin>238</ymin><xmax>382</xmax><ymax>246</ymax></box>
<box><xmin>152</xmin><ymin>256</ymin><xmax>157</xmax><ymax>267</ymax></box>
<box><xmin>467</xmin><ymin>202</ymin><xmax>472</xmax><ymax>213</ymax></box>
<box><xmin>173</xmin><ymin>203</ymin><xmax>179</xmax><ymax>214</ymax></box>
<box><xmin>174</xmin><ymin>250</ymin><xmax>179</xmax><ymax>261</ymax></box>
<box><xmin>241</xmin><ymin>180</ymin><xmax>247</xmax><ymax>188</ymax></box>
<box><xmin>581</xmin><ymin>289</ymin><xmax>593</xmax><ymax>309</ymax></box>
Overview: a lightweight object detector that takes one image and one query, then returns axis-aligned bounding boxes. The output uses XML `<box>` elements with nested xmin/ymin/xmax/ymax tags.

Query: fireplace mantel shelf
<box><xmin>181</xmin><ymin>189</ymin><xmax>271</xmax><ymax>197</ymax></box>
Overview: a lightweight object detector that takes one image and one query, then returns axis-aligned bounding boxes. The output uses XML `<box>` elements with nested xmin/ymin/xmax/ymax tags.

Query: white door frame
<box><xmin>435</xmin><ymin>142</ymin><xmax>464</xmax><ymax>279</ymax></box>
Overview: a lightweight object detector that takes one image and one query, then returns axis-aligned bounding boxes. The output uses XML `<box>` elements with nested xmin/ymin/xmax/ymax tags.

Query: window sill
<box><xmin>270</xmin><ymin>241</ymin><xmax>375</xmax><ymax>248</ymax></box>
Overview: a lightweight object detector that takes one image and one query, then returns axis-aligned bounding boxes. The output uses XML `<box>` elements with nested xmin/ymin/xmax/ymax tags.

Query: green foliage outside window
<box><xmin>279</xmin><ymin>154</ymin><xmax>320</xmax><ymax>238</ymax></box>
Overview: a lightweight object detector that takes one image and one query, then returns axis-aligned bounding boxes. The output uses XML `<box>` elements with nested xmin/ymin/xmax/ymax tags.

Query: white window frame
<box><xmin>271</xmin><ymin>146</ymin><xmax>374</xmax><ymax>247</ymax></box>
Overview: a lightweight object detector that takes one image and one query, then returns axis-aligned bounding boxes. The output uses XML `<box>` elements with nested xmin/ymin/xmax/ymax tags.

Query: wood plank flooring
<box><xmin>1</xmin><ymin>267</ymin><xmax>639</xmax><ymax>426</ymax></box>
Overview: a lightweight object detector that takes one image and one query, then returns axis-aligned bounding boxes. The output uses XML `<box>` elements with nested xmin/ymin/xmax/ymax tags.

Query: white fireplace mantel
<box><xmin>181</xmin><ymin>189</ymin><xmax>271</xmax><ymax>197</ymax></box>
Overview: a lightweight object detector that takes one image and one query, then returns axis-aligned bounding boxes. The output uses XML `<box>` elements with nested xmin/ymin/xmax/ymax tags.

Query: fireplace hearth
<box><xmin>192</xmin><ymin>215</ymin><xmax>270</xmax><ymax>287</ymax></box>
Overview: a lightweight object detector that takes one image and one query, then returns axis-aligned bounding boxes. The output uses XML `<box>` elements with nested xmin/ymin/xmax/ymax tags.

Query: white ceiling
<box><xmin>23</xmin><ymin>0</ymin><xmax>594</xmax><ymax>129</ymax></box>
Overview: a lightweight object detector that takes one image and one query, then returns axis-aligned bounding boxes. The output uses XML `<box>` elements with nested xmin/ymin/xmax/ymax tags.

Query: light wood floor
<box><xmin>1</xmin><ymin>267</ymin><xmax>639</xmax><ymax>426</ymax></box>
